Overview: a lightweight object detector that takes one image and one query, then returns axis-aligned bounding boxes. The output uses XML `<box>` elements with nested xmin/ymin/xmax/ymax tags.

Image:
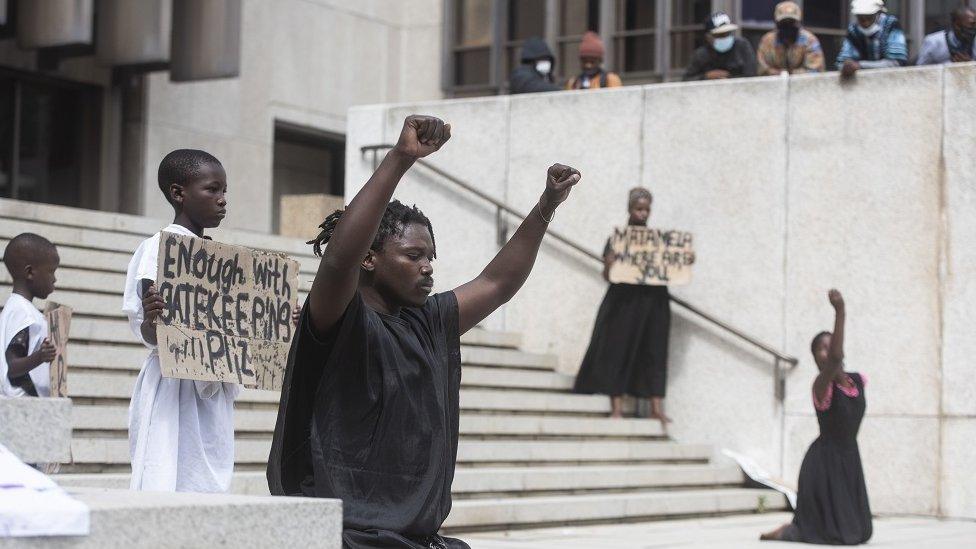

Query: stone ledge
<box><xmin>0</xmin><ymin>488</ymin><xmax>342</xmax><ymax>549</ymax></box>
<box><xmin>0</xmin><ymin>398</ymin><xmax>72</xmax><ymax>463</ymax></box>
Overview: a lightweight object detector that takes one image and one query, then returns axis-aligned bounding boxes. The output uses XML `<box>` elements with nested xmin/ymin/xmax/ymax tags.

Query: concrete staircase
<box><xmin>0</xmin><ymin>199</ymin><xmax>786</xmax><ymax>532</ymax></box>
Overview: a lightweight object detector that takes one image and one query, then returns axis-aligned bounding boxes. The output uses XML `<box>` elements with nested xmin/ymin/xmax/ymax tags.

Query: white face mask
<box><xmin>535</xmin><ymin>60</ymin><xmax>552</xmax><ymax>75</ymax></box>
<box><xmin>713</xmin><ymin>36</ymin><xmax>735</xmax><ymax>53</ymax></box>
<box><xmin>858</xmin><ymin>21</ymin><xmax>880</xmax><ymax>36</ymax></box>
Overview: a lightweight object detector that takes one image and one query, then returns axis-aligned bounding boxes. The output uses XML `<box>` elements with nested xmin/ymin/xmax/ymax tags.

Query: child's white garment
<box><xmin>122</xmin><ymin>223</ymin><xmax>238</xmax><ymax>492</ymax></box>
<box><xmin>0</xmin><ymin>294</ymin><xmax>49</xmax><ymax>397</ymax></box>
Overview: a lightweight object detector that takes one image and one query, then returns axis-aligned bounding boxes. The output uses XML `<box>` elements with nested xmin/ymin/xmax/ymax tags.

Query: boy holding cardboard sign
<box><xmin>122</xmin><ymin>149</ymin><xmax>239</xmax><ymax>493</ymax></box>
<box><xmin>0</xmin><ymin>233</ymin><xmax>59</xmax><ymax>398</ymax></box>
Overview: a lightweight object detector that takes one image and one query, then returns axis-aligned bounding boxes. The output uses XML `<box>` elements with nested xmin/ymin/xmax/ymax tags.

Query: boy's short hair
<box><xmin>157</xmin><ymin>149</ymin><xmax>223</xmax><ymax>205</ymax></box>
<box><xmin>3</xmin><ymin>233</ymin><xmax>57</xmax><ymax>278</ymax></box>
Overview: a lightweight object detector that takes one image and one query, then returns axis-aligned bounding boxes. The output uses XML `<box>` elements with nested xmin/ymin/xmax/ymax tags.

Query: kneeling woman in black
<box><xmin>573</xmin><ymin>187</ymin><xmax>672</xmax><ymax>423</ymax></box>
<box><xmin>761</xmin><ymin>289</ymin><xmax>872</xmax><ymax>544</ymax></box>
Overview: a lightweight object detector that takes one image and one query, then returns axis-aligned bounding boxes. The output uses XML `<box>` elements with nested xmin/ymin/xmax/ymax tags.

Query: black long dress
<box><xmin>573</xmin><ymin>283</ymin><xmax>670</xmax><ymax>398</ymax></box>
<box><xmin>267</xmin><ymin>291</ymin><xmax>469</xmax><ymax>549</ymax></box>
<box><xmin>783</xmin><ymin>372</ymin><xmax>872</xmax><ymax>545</ymax></box>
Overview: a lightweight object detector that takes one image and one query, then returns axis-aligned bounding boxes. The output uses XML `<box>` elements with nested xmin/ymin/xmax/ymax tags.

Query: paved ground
<box><xmin>464</xmin><ymin>512</ymin><xmax>976</xmax><ymax>548</ymax></box>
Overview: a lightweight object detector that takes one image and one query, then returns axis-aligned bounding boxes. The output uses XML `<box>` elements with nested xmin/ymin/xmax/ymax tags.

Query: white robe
<box><xmin>0</xmin><ymin>293</ymin><xmax>49</xmax><ymax>398</ymax></box>
<box><xmin>123</xmin><ymin>223</ymin><xmax>239</xmax><ymax>493</ymax></box>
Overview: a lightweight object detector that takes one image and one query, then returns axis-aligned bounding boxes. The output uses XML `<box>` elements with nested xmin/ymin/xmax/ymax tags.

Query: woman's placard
<box><xmin>607</xmin><ymin>226</ymin><xmax>695</xmax><ymax>285</ymax></box>
<box><xmin>43</xmin><ymin>303</ymin><xmax>72</xmax><ymax>398</ymax></box>
<box><xmin>155</xmin><ymin>232</ymin><xmax>300</xmax><ymax>391</ymax></box>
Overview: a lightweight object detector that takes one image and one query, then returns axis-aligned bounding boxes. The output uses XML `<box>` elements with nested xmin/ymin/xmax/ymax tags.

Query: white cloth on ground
<box><xmin>0</xmin><ymin>293</ymin><xmax>49</xmax><ymax>397</ymax></box>
<box><xmin>0</xmin><ymin>442</ymin><xmax>89</xmax><ymax>537</ymax></box>
<box><xmin>123</xmin><ymin>223</ymin><xmax>238</xmax><ymax>493</ymax></box>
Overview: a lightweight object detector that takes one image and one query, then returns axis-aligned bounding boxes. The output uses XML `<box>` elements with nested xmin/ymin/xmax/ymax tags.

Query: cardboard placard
<box><xmin>155</xmin><ymin>232</ymin><xmax>300</xmax><ymax>391</ymax></box>
<box><xmin>43</xmin><ymin>303</ymin><xmax>72</xmax><ymax>398</ymax></box>
<box><xmin>607</xmin><ymin>226</ymin><xmax>695</xmax><ymax>285</ymax></box>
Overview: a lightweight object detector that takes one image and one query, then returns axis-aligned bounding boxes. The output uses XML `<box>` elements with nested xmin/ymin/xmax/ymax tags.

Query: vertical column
<box><xmin>170</xmin><ymin>0</ymin><xmax>242</xmax><ymax>82</ymax></box>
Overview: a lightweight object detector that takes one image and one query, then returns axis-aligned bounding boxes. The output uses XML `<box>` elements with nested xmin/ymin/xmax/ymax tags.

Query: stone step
<box><xmin>441</xmin><ymin>488</ymin><xmax>788</xmax><ymax>530</ymax></box>
<box><xmin>0</xmin><ymin>487</ymin><xmax>340</xmax><ymax>549</ymax></box>
<box><xmin>56</xmin><ymin>464</ymin><xmax>742</xmax><ymax>497</ymax></box>
<box><xmin>72</xmin><ymin>405</ymin><xmax>662</xmax><ymax>438</ymax></box>
<box><xmin>68</xmin><ymin>437</ymin><xmax>710</xmax><ymax>466</ymax></box>
<box><xmin>0</xmin><ymin>198</ymin><xmax>314</xmax><ymax>257</ymax></box>
<box><xmin>0</xmin><ymin>398</ymin><xmax>72</xmax><ymax>464</ymax></box>
<box><xmin>67</xmin><ymin>374</ymin><xmax>595</xmax><ymax>412</ymax></box>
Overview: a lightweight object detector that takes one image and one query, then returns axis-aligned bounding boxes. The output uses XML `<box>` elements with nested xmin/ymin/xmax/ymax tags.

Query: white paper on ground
<box><xmin>0</xmin><ymin>442</ymin><xmax>90</xmax><ymax>537</ymax></box>
<box><xmin>722</xmin><ymin>448</ymin><xmax>798</xmax><ymax>510</ymax></box>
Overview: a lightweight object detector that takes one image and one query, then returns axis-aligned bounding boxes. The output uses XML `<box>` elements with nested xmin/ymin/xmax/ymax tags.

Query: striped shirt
<box><xmin>836</xmin><ymin>13</ymin><xmax>908</xmax><ymax>69</ymax></box>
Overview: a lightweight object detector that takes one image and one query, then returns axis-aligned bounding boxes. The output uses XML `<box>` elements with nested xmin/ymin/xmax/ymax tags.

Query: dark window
<box><xmin>452</xmin><ymin>0</ymin><xmax>493</xmax><ymax>90</ymax></box>
<box><xmin>924</xmin><ymin>0</ymin><xmax>959</xmax><ymax>34</ymax></box>
<box><xmin>670</xmin><ymin>0</ymin><xmax>708</xmax><ymax>74</ymax></box>
<box><xmin>741</xmin><ymin>0</ymin><xmax>779</xmax><ymax>24</ymax></box>
<box><xmin>557</xmin><ymin>0</ymin><xmax>601</xmax><ymax>79</ymax></box>
<box><xmin>0</xmin><ymin>70</ymin><xmax>100</xmax><ymax>208</ymax></box>
<box><xmin>615</xmin><ymin>0</ymin><xmax>658</xmax><ymax>78</ymax></box>
<box><xmin>804</xmin><ymin>0</ymin><xmax>846</xmax><ymax>29</ymax></box>
<box><xmin>272</xmin><ymin>124</ymin><xmax>344</xmax><ymax>237</ymax></box>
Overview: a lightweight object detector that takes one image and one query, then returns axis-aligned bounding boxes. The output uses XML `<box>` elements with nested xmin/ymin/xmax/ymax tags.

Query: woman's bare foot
<box><xmin>609</xmin><ymin>396</ymin><xmax>624</xmax><ymax>419</ymax></box>
<box><xmin>759</xmin><ymin>523</ymin><xmax>790</xmax><ymax>541</ymax></box>
<box><xmin>650</xmin><ymin>397</ymin><xmax>672</xmax><ymax>423</ymax></box>
<box><xmin>609</xmin><ymin>411</ymin><xmax>624</xmax><ymax>419</ymax></box>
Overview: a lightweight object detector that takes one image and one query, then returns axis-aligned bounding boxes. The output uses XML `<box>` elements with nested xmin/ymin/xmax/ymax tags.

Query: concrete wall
<box><xmin>345</xmin><ymin>64</ymin><xmax>976</xmax><ymax>519</ymax></box>
<box><xmin>141</xmin><ymin>0</ymin><xmax>445</xmax><ymax>231</ymax></box>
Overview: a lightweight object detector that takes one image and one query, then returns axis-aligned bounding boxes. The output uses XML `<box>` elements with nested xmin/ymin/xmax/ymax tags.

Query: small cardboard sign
<box><xmin>607</xmin><ymin>226</ymin><xmax>695</xmax><ymax>285</ymax></box>
<box><xmin>155</xmin><ymin>232</ymin><xmax>300</xmax><ymax>391</ymax></box>
<box><xmin>43</xmin><ymin>303</ymin><xmax>72</xmax><ymax>398</ymax></box>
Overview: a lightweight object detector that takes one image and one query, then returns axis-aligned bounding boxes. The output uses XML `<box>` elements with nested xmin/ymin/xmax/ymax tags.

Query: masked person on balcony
<box><xmin>757</xmin><ymin>2</ymin><xmax>826</xmax><ymax>76</ymax></box>
<box><xmin>574</xmin><ymin>188</ymin><xmax>673</xmax><ymax>426</ymax></box>
<box><xmin>268</xmin><ymin>115</ymin><xmax>582</xmax><ymax>549</ymax></box>
<box><xmin>761</xmin><ymin>289</ymin><xmax>872</xmax><ymax>545</ymax></box>
<box><xmin>684</xmin><ymin>11</ymin><xmax>757</xmax><ymax>81</ymax></box>
<box><xmin>837</xmin><ymin>0</ymin><xmax>908</xmax><ymax>78</ymax></box>
<box><xmin>565</xmin><ymin>31</ymin><xmax>622</xmax><ymax>90</ymax></box>
<box><xmin>917</xmin><ymin>6</ymin><xmax>976</xmax><ymax>65</ymax></box>
<box><xmin>509</xmin><ymin>36</ymin><xmax>561</xmax><ymax>94</ymax></box>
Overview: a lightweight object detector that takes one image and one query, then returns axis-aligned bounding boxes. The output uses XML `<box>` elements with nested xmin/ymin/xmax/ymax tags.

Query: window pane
<box><xmin>617</xmin><ymin>33</ymin><xmax>656</xmax><ymax>72</ymax></box>
<box><xmin>0</xmin><ymin>79</ymin><xmax>12</xmax><ymax>199</ymax></box>
<box><xmin>622</xmin><ymin>0</ymin><xmax>656</xmax><ymax>31</ymax></box>
<box><xmin>560</xmin><ymin>40</ymin><xmax>582</xmax><ymax>77</ymax></box>
<box><xmin>670</xmin><ymin>30</ymin><xmax>703</xmax><ymax>71</ymax></box>
<box><xmin>18</xmin><ymin>82</ymin><xmax>86</xmax><ymax>207</ymax></box>
<box><xmin>804</xmin><ymin>0</ymin><xmax>845</xmax><ymax>29</ymax></box>
<box><xmin>456</xmin><ymin>0</ymin><xmax>492</xmax><ymax>47</ymax></box>
<box><xmin>455</xmin><ymin>48</ymin><xmax>491</xmax><ymax>86</ymax></box>
<box><xmin>885</xmin><ymin>1</ymin><xmax>908</xmax><ymax>32</ymax></box>
<box><xmin>560</xmin><ymin>0</ymin><xmax>600</xmax><ymax>36</ymax></box>
<box><xmin>742</xmin><ymin>29</ymin><xmax>768</xmax><ymax>53</ymax></box>
<box><xmin>818</xmin><ymin>33</ymin><xmax>846</xmax><ymax>68</ymax></box>
<box><xmin>272</xmin><ymin>126</ymin><xmax>345</xmax><ymax>236</ymax></box>
<box><xmin>509</xmin><ymin>0</ymin><xmax>545</xmax><ymax>40</ymax></box>
<box><xmin>741</xmin><ymin>0</ymin><xmax>779</xmax><ymax>24</ymax></box>
<box><xmin>672</xmin><ymin>0</ymin><xmax>709</xmax><ymax>26</ymax></box>
<box><xmin>925</xmin><ymin>1</ymin><xmax>958</xmax><ymax>34</ymax></box>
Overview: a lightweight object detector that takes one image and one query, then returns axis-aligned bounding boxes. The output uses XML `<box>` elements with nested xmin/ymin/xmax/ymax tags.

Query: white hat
<box><xmin>851</xmin><ymin>0</ymin><xmax>885</xmax><ymax>16</ymax></box>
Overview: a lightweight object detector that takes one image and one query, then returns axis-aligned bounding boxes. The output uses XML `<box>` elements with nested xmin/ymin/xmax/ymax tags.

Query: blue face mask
<box><xmin>713</xmin><ymin>35</ymin><xmax>735</xmax><ymax>53</ymax></box>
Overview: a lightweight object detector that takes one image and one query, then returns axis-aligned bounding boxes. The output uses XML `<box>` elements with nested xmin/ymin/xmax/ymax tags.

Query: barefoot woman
<box><xmin>573</xmin><ymin>187</ymin><xmax>672</xmax><ymax>423</ymax></box>
<box><xmin>761</xmin><ymin>289</ymin><xmax>872</xmax><ymax>544</ymax></box>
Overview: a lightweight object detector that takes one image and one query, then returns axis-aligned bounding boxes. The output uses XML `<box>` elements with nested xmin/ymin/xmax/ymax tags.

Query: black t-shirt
<box><xmin>268</xmin><ymin>291</ymin><xmax>462</xmax><ymax>536</ymax></box>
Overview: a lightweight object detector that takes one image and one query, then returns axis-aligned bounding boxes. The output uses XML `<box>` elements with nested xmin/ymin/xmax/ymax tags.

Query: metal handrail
<box><xmin>361</xmin><ymin>144</ymin><xmax>799</xmax><ymax>398</ymax></box>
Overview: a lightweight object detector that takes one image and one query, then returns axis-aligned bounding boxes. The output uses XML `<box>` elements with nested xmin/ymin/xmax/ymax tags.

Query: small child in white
<box><xmin>123</xmin><ymin>149</ymin><xmax>238</xmax><ymax>492</ymax></box>
<box><xmin>0</xmin><ymin>233</ymin><xmax>58</xmax><ymax>398</ymax></box>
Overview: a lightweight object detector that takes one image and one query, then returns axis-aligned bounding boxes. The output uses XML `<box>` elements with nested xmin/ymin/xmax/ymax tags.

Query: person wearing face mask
<box><xmin>565</xmin><ymin>31</ymin><xmax>622</xmax><ymax>90</ymax></box>
<box><xmin>757</xmin><ymin>2</ymin><xmax>826</xmax><ymax>76</ymax></box>
<box><xmin>917</xmin><ymin>6</ymin><xmax>976</xmax><ymax>65</ymax></box>
<box><xmin>509</xmin><ymin>36</ymin><xmax>561</xmax><ymax>95</ymax></box>
<box><xmin>683</xmin><ymin>12</ymin><xmax>757</xmax><ymax>81</ymax></box>
<box><xmin>836</xmin><ymin>0</ymin><xmax>908</xmax><ymax>78</ymax></box>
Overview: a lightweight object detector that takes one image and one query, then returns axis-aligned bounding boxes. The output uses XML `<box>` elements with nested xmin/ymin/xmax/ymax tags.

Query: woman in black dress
<box><xmin>761</xmin><ymin>289</ymin><xmax>872</xmax><ymax>544</ymax></box>
<box><xmin>573</xmin><ymin>187</ymin><xmax>672</xmax><ymax>423</ymax></box>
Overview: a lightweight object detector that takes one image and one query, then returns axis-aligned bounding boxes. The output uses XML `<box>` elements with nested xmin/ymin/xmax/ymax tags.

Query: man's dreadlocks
<box><xmin>308</xmin><ymin>199</ymin><xmax>437</xmax><ymax>258</ymax></box>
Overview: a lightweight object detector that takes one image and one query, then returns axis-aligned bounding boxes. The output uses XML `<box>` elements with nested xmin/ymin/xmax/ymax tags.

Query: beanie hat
<box><xmin>578</xmin><ymin>31</ymin><xmax>605</xmax><ymax>59</ymax></box>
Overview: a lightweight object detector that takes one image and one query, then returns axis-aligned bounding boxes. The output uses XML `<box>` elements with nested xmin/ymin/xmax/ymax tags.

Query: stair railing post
<box><xmin>496</xmin><ymin>206</ymin><xmax>507</xmax><ymax>247</ymax></box>
<box><xmin>774</xmin><ymin>357</ymin><xmax>784</xmax><ymax>402</ymax></box>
